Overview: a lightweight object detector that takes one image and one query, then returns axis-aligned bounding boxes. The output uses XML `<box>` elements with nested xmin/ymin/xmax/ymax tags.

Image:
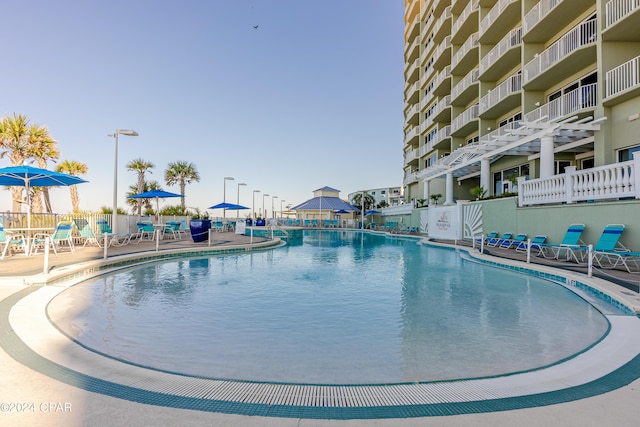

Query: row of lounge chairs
<box><xmin>479</xmin><ymin>224</ymin><xmax>640</xmax><ymax>274</ymax></box>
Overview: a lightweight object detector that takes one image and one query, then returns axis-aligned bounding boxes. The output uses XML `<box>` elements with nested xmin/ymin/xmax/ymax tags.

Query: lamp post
<box><xmin>223</xmin><ymin>176</ymin><xmax>234</xmax><ymax>221</ymax></box>
<box><xmin>108</xmin><ymin>129</ymin><xmax>138</xmax><ymax>234</ymax></box>
<box><xmin>279</xmin><ymin>199</ymin><xmax>286</xmax><ymax>219</ymax></box>
<box><xmin>236</xmin><ymin>182</ymin><xmax>247</xmax><ymax>220</ymax></box>
<box><xmin>271</xmin><ymin>195</ymin><xmax>278</xmax><ymax>220</ymax></box>
<box><xmin>252</xmin><ymin>190</ymin><xmax>260</xmax><ymax>221</ymax></box>
<box><xmin>262</xmin><ymin>193</ymin><xmax>269</xmax><ymax>219</ymax></box>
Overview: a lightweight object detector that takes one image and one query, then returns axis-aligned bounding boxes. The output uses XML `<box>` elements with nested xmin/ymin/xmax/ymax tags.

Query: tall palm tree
<box><xmin>127</xmin><ymin>158</ymin><xmax>155</xmax><ymax>215</ymax></box>
<box><xmin>28</xmin><ymin>129</ymin><xmax>60</xmax><ymax>213</ymax></box>
<box><xmin>0</xmin><ymin>114</ymin><xmax>54</xmax><ymax>212</ymax></box>
<box><xmin>164</xmin><ymin>161</ymin><xmax>200</xmax><ymax>212</ymax></box>
<box><xmin>55</xmin><ymin>160</ymin><xmax>88</xmax><ymax>213</ymax></box>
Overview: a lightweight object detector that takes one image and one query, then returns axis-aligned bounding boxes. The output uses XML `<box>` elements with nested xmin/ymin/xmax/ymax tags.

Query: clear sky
<box><xmin>1</xmin><ymin>0</ymin><xmax>404</xmax><ymax>216</ymax></box>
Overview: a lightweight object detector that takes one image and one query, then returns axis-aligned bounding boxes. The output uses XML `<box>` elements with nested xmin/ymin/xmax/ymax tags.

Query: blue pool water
<box><xmin>49</xmin><ymin>230</ymin><xmax>609</xmax><ymax>384</ymax></box>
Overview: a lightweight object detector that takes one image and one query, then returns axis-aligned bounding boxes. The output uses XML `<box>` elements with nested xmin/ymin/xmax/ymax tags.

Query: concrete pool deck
<box><xmin>1</xmin><ymin>230</ymin><xmax>640</xmax><ymax>426</ymax></box>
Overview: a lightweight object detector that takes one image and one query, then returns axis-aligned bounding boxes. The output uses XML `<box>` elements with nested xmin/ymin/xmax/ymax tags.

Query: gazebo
<box><xmin>290</xmin><ymin>186</ymin><xmax>358</xmax><ymax>224</ymax></box>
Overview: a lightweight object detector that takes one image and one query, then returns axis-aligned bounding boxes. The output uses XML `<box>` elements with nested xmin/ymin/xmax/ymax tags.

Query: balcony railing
<box><xmin>605</xmin><ymin>0</ymin><xmax>640</xmax><ymax>29</ymax></box>
<box><xmin>404</xmin><ymin>126</ymin><xmax>420</xmax><ymax>144</ymax></box>
<box><xmin>606</xmin><ymin>55</ymin><xmax>640</xmax><ymax>99</ymax></box>
<box><xmin>451</xmin><ymin>68</ymin><xmax>479</xmax><ymax>101</ymax></box>
<box><xmin>452</xmin><ymin>0</ymin><xmax>479</xmax><ymax>37</ymax></box>
<box><xmin>518</xmin><ymin>154</ymin><xmax>640</xmax><ymax>206</ymax></box>
<box><xmin>524</xmin><ymin>83</ymin><xmax>598</xmax><ymax>123</ymax></box>
<box><xmin>480</xmin><ymin>0</ymin><xmax>518</xmax><ymax>36</ymax></box>
<box><xmin>425</xmin><ymin>125</ymin><xmax>451</xmax><ymax>152</ymax></box>
<box><xmin>451</xmin><ymin>32</ymin><xmax>479</xmax><ymax>70</ymax></box>
<box><xmin>432</xmin><ymin>65</ymin><xmax>451</xmax><ymax>92</ymax></box>
<box><xmin>523</xmin><ymin>0</ymin><xmax>562</xmax><ymax>34</ymax></box>
<box><xmin>433</xmin><ymin>35</ymin><xmax>452</xmax><ymax>66</ymax></box>
<box><xmin>480</xmin><ymin>27</ymin><xmax>522</xmax><ymax>75</ymax></box>
<box><xmin>479</xmin><ymin>74</ymin><xmax>522</xmax><ymax>113</ymax></box>
<box><xmin>404</xmin><ymin>148</ymin><xmax>420</xmax><ymax>165</ymax></box>
<box><xmin>524</xmin><ymin>19</ymin><xmax>596</xmax><ymax>83</ymax></box>
<box><xmin>433</xmin><ymin>6</ymin><xmax>452</xmax><ymax>39</ymax></box>
<box><xmin>451</xmin><ymin>103</ymin><xmax>479</xmax><ymax>134</ymax></box>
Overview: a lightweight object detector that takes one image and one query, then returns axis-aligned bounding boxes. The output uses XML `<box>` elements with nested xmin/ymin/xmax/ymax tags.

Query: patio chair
<box><xmin>73</xmin><ymin>218</ymin><xmax>100</xmax><ymax>247</ymax></box>
<box><xmin>164</xmin><ymin>221</ymin><xmax>181</xmax><ymax>239</ymax></box>
<box><xmin>499</xmin><ymin>233</ymin><xmax>527</xmax><ymax>249</ymax></box>
<box><xmin>476</xmin><ymin>231</ymin><xmax>498</xmax><ymax>245</ymax></box>
<box><xmin>487</xmin><ymin>232</ymin><xmax>512</xmax><ymax>247</ymax></box>
<box><xmin>96</xmin><ymin>218</ymin><xmax>134</xmax><ymax>246</ymax></box>
<box><xmin>594</xmin><ymin>250</ymin><xmax>640</xmax><ymax>274</ymax></box>
<box><xmin>31</xmin><ymin>221</ymin><xmax>75</xmax><ymax>255</ymax></box>
<box><xmin>178</xmin><ymin>219</ymin><xmax>190</xmax><ymax>237</ymax></box>
<box><xmin>0</xmin><ymin>222</ymin><xmax>25</xmax><ymax>259</ymax></box>
<box><xmin>136</xmin><ymin>221</ymin><xmax>155</xmax><ymax>240</ymax></box>
<box><xmin>565</xmin><ymin>224</ymin><xmax>628</xmax><ymax>264</ymax></box>
<box><xmin>538</xmin><ymin>224</ymin><xmax>586</xmax><ymax>259</ymax></box>
<box><xmin>515</xmin><ymin>235</ymin><xmax>547</xmax><ymax>254</ymax></box>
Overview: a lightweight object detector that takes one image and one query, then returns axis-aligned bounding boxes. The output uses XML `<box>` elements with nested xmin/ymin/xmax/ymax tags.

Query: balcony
<box><xmin>524</xmin><ymin>83</ymin><xmax>598</xmax><ymax>123</ymax></box>
<box><xmin>432</xmin><ymin>95</ymin><xmax>452</xmax><ymax>123</ymax></box>
<box><xmin>404</xmin><ymin>126</ymin><xmax>420</xmax><ymax>146</ymax></box>
<box><xmin>603</xmin><ymin>0</ymin><xmax>640</xmax><ymax>41</ymax></box>
<box><xmin>429</xmin><ymin>125</ymin><xmax>452</xmax><ymax>151</ymax></box>
<box><xmin>451</xmin><ymin>32</ymin><xmax>479</xmax><ymax>75</ymax></box>
<box><xmin>434</xmin><ymin>0</ymin><xmax>452</xmax><ymax>16</ymax></box>
<box><xmin>404</xmin><ymin>34</ymin><xmax>421</xmax><ymax>64</ymax></box>
<box><xmin>404</xmin><ymin>80</ymin><xmax>420</xmax><ymax>104</ymax></box>
<box><xmin>479</xmin><ymin>0</ymin><xmax>520</xmax><ymax>44</ymax></box>
<box><xmin>451</xmin><ymin>103</ymin><xmax>479</xmax><ymax>136</ymax></box>
<box><xmin>404</xmin><ymin>170</ymin><xmax>419</xmax><ymax>186</ymax></box>
<box><xmin>433</xmin><ymin>65</ymin><xmax>452</xmax><ymax>96</ymax></box>
<box><xmin>451</xmin><ymin>0</ymin><xmax>479</xmax><ymax>44</ymax></box>
<box><xmin>523</xmin><ymin>0</ymin><xmax>591</xmax><ymax>43</ymax></box>
<box><xmin>523</xmin><ymin>20</ymin><xmax>597</xmax><ymax>90</ymax></box>
<box><xmin>433</xmin><ymin>35</ymin><xmax>452</xmax><ymax>69</ymax></box>
<box><xmin>404</xmin><ymin>6</ymin><xmax>420</xmax><ymax>42</ymax></box>
<box><xmin>405</xmin><ymin>102</ymin><xmax>420</xmax><ymax>125</ymax></box>
<box><xmin>451</xmin><ymin>68</ymin><xmax>479</xmax><ymax>106</ymax></box>
<box><xmin>604</xmin><ymin>55</ymin><xmax>640</xmax><ymax>106</ymax></box>
<box><xmin>405</xmin><ymin>58</ymin><xmax>420</xmax><ymax>84</ymax></box>
<box><xmin>479</xmin><ymin>27</ymin><xmax>522</xmax><ymax>80</ymax></box>
<box><xmin>404</xmin><ymin>148</ymin><xmax>420</xmax><ymax>166</ymax></box>
<box><xmin>433</xmin><ymin>6</ymin><xmax>452</xmax><ymax>43</ymax></box>
<box><xmin>479</xmin><ymin>73</ymin><xmax>522</xmax><ymax>118</ymax></box>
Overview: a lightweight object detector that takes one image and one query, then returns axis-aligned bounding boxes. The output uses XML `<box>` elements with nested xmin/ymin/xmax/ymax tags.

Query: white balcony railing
<box><xmin>452</xmin><ymin>32</ymin><xmax>479</xmax><ymax>70</ymax></box>
<box><xmin>404</xmin><ymin>126</ymin><xmax>420</xmax><ymax>144</ymax></box>
<box><xmin>524</xmin><ymin>83</ymin><xmax>598</xmax><ymax>122</ymax></box>
<box><xmin>606</xmin><ymin>55</ymin><xmax>640</xmax><ymax>99</ymax></box>
<box><xmin>605</xmin><ymin>0</ymin><xmax>640</xmax><ymax>29</ymax></box>
<box><xmin>523</xmin><ymin>0</ymin><xmax>562</xmax><ymax>34</ymax></box>
<box><xmin>404</xmin><ymin>148</ymin><xmax>420</xmax><ymax>165</ymax></box>
<box><xmin>433</xmin><ymin>6</ymin><xmax>452</xmax><ymax>38</ymax></box>
<box><xmin>479</xmin><ymin>73</ymin><xmax>522</xmax><ymax>113</ymax></box>
<box><xmin>451</xmin><ymin>103</ymin><xmax>479</xmax><ymax>133</ymax></box>
<box><xmin>425</xmin><ymin>125</ymin><xmax>451</xmax><ymax>152</ymax></box>
<box><xmin>524</xmin><ymin>19</ymin><xmax>596</xmax><ymax>83</ymax></box>
<box><xmin>480</xmin><ymin>27</ymin><xmax>522</xmax><ymax>74</ymax></box>
<box><xmin>433</xmin><ymin>35</ymin><xmax>452</xmax><ymax>65</ymax></box>
<box><xmin>432</xmin><ymin>65</ymin><xmax>451</xmax><ymax>91</ymax></box>
<box><xmin>518</xmin><ymin>153</ymin><xmax>640</xmax><ymax>206</ymax></box>
<box><xmin>480</xmin><ymin>0</ymin><xmax>518</xmax><ymax>35</ymax></box>
<box><xmin>451</xmin><ymin>68</ymin><xmax>479</xmax><ymax>101</ymax></box>
<box><xmin>452</xmin><ymin>0</ymin><xmax>479</xmax><ymax>36</ymax></box>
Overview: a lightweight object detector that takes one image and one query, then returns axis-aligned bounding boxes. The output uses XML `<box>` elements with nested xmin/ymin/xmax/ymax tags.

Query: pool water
<box><xmin>49</xmin><ymin>230</ymin><xmax>609</xmax><ymax>384</ymax></box>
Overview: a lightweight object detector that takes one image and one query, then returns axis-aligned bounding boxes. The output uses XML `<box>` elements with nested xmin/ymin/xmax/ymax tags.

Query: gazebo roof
<box><xmin>290</xmin><ymin>196</ymin><xmax>358</xmax><ymax>212</ymax></box>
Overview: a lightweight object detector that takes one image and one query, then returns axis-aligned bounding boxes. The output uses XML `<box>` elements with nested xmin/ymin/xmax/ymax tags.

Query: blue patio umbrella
<box><xmin>334</xmin><ymin>209</ymin><xmax>349</xmax><ymax>214</ymax></box>
<box><xmin>128</xmin><ymin>189</ymin><xmax>182</xmax><ymax>215</ymax></box>
<box><xmin>209</xmin><ymin>202</ymin><xmax>249</xmax><ymax>210</ymax></box>
<box><xmin>364</xmin><ymin>210</ymin><xmax>381</xmax><ymax>215</ymax></box>
<box><xmin>0</xmin><ymin>164</ymin><xmax>88</xmax><ymax>229</ymax></box>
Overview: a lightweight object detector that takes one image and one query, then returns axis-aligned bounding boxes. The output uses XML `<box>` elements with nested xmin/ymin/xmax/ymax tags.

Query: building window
<box><xmin>618</xmin><ymin>145</ymin><xmax>640</xmax><ymax>162</ymax></box>
<box><xmin>581</xmin><ymin>158</ymin><xmax>595</xmax><ymax>169</ymax></box>
<box><xmin>555</xmin><ymin>161</ymin><xmax>571</xmax><ymax>174</ymax></box>
<box><xmin>493</xmin><ymin>164</ymin><xmax>530</xmax><ymax>195</ymax></box>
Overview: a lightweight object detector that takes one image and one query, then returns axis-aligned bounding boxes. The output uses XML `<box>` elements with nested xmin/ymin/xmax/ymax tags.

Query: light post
<box><xmin>236</xmin><ymin>182</ymin><xmax>246</xmax><ymax>220</ymax></box>
<box><xmin>252</xmin><ymin>190</ymin><xmax>260</xmax><ymax>221</ymax></box>
<box><xmin>108</xmin><ymin>129</ymin><xmax>138</xmax><ymax>234</ymax></box>
<box><xmin>262</xmin><ymin>193</ymin><xmax>269</xmax><ymax>219</ymax></box>
<box><xmin>271</xmin><ymin>195</ymin><xmax>278</xmax><ymax>220</ymax></box>
<box><xmin>279</xmin><ymin>199</ymin><xmax>286</xmax><ymax>219</ymax></box>
<box><xmin>223</xmin><ymin>176</ymin><xmax>234</xmax><ymax>221</ymax></box>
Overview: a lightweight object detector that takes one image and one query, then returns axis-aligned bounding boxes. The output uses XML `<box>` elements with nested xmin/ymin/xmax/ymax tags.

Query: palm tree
<box><xmin>0</xmin><ymin>114</ymin><xmax>55</xmax><ymax>212</ymax></box>
<box><xmin>127</xmin><ymin>158</ymin><xmax>155</xmax><ymax>215</ymax></box>
<box><xmin>164</xmin><ymin>161</ymin><xmax>200</xmax><ymax>212</ymax></box>
<box><xmin>28</xmin><ymin>130</ymin><xmax>60</xmax><ymax>213</ymax></box>
<box><xmin>55</xmin><ymin>160</ymin><xmax>88</xmax><ymax>213</ymax></box>
<box><xmin>350</xmin><ymin>192</ymin><xmax>376</xmax><ymax>212</ymax></box>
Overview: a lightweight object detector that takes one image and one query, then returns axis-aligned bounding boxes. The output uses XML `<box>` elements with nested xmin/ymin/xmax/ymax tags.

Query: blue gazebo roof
<box><xmin>290</xmin><ymin>196</ymin><xmax>358</xmax><ymax>212</ymax></box>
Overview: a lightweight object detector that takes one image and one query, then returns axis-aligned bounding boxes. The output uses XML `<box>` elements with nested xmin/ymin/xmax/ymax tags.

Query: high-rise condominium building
<box><xmin>403</xmin><ymin>0</ymin><xmax>640</xmax><ymax>204</ymax></box>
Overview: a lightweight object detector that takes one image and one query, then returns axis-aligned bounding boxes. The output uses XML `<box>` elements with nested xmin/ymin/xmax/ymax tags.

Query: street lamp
<box><xmin>252</xmin><ymin>190</ymin><xmax>260</xmax><ymax>221</ymax></box>
<box><xmin>236</xmin><ymin>182</ymin><xmax>247</xmax><ymax>220</ymax></box>
<box><xmin>108</xmin><ymin>129</ymin><xmax>138</xmax><ymax>234</ymax></box>
<box><xmin>223</xmin><ymin>176</ymin><xmax>234</xmax><ymax>221</ymax></box>
<box><xmin>262</xmin><ymin>194</ymin><xmax>269</xmax><ymax>219</ymax></box>
<box><xmin>271</xmin><ymin>195</ymin><xmax>278</xmax><ymax>220</ymax></box>
<box><xmin>279</xmin><ymin>199</ymin><xmax>286</xmax><ymax>219</ymax></box>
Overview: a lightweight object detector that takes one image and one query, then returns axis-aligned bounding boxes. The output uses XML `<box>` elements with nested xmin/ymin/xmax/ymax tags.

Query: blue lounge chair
<box><xmin>566</xmin><ymin>224</ymin><xmax>627</xmax><ymax>264</ymax></box>
<box><xmin>476</xmin><ymin>231</ymin><xmax>498</xmax><ymax>245</ymax></box>
<box><xmin>31</xmin><ymin>221</ymin><xmax>75</xmax><ymax>255</ymax></box>
<box><xmin>0</xmin><ymin>222</ymin><xmax>25</xmax><ymax>259</ymax></box>
<box><xmin>499</xmin><ymin>233</ymin><xmax>527</xmax><ymax>249</ymax></box>
<box><xmin>539</xmin><ymin>224</ymin><xmax>586</xmax><ymax>259</ymax></box>
<box><xmin>487</xmin><ymin>232</ymin><xmax>512</xmax><ymax>247</ymax></box>
<box><xmin>515</xmin><ymin>235</ymin><xmax>547</xmax><ymax>254</ymax></box>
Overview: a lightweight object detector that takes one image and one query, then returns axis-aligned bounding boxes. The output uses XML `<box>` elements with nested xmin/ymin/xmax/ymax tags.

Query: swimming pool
<box><xmin>49</xmin><ymin>230</ymin><xmax>609</xmax><ymax>384</ymax></box>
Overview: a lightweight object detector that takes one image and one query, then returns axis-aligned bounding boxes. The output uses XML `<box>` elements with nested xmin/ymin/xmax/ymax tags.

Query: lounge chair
<box><xmin>594</xmin><ymin>250</ymin><xmax>640</xmax><ymax>274</ymax></box>
<box><xmin>476</xmin><ymin>231</ymin><xmax>498</xmax><ymax>245</ymax></box>
<box><xmin>538</xmin><ymin>224</ymin><xmax>586</xmax><ymax>259</ymax></box>
<box><xmin>0</xmin><ymin>222</ymin><xmax>25</xmax><ymax>259</ymax></box>
<box><xmin>487</xmin><ymin>232</ymin><xmax>512</xmax><ymax>247</ymax></box>
<box><xmin>96</xmin><ymin>219</ymin><xmax>133</xmax><ymax>246</ymax></box>
<box><xmin>136</xmin><ymin>221</ymin><xmax>155</xmax><ymax>240</ymax></box>
<box><xmin>74</xmin><ymin>218</ymin><xmax>100</xmax><ymax>247</ymax></box>
<box><xmin>515</xmin><ymin>235</ymin><xmax>547</xmax><ymax>254</ymax></box>
<box><xmin>31</xmin><ymin>221</ymin><xmax>75</xmax><ymax>255</ymax></box>
<box><xmin>565</xmin><ymin>224</ymin><xmax>628</xmax><ymax>264</ymax></box>
<box><xmin>499</xmin><ymin>233</ymin><xmax>527</xmax><ymax>249</ymax></box>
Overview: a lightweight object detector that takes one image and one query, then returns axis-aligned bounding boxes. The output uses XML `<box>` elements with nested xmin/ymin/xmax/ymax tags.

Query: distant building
<box><xmin>347</xmin><ymin>186</ymin><xmax>404</xmax><ymax>207</ymax></box>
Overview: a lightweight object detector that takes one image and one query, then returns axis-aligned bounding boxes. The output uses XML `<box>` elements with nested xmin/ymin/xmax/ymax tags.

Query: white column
<box><xmin>540</xmin><ymin>135</ymin><xmax>555</xmax><ymax>179</ymax></box>
<box><xmin>480</xmin><ymin>158</ymin><xmax>491</xmax><ymax>196</ymax></box>
<box><xmin>423</xmin><ymin>179</ymin><xmax>430</xmax><ymax>203</ymax></box>
<box><xmin>445</xmin><ymin>172</ymin><xmax>454</xmax><ymax>205</ymax></box>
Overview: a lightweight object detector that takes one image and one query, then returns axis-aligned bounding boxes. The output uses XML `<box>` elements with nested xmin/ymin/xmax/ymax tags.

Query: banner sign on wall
<box><xmin>427</xmin><ymin>204</ymin><xmax>461</xmax><ymax>240</ymax></box>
